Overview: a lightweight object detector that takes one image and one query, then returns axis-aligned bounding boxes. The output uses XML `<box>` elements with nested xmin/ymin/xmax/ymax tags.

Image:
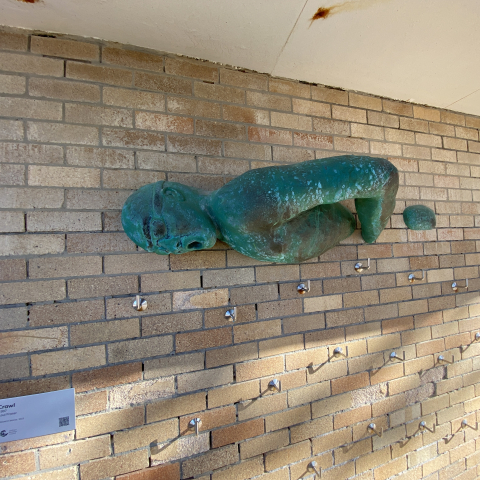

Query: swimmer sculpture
<box><xmin>121</xmin><ymin>155</ymin><xmax>415</xmax><ymax>263</ymax></box>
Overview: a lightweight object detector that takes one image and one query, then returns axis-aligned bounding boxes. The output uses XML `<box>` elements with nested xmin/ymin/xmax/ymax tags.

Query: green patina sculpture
<box><xmin>403</xmin><ymin>205</ymin><xmax>436</xmax><ymax>230</ymax></box>
<box><xmin>122</xmin><ymin>155</ymin><xmax>400</xmax><ymax>263</ymax></box>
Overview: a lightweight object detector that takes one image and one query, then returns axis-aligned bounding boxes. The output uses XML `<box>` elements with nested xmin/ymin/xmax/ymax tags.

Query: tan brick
<box><xmin>31</xmin><ymin>345</ymin><xmax>105</xmax><ymax>375</ymax></box>
<box><xmin>39</xmin><ymin>435</ymin><xmax>110</xmax><ymax>469</ymax></box>
<box><xmin>108</xmin><ymin>336</ymin><xmax>173</xmax><ymax>363</ymax></box>
<box><xmin>137</xmin><ymin>151</ymin><xmax>196</xmax><ymax>172</ymax></box>
<box><xmin>30</xmin><ymin>299</ymin><xmax>104</xmax><ymax>327</ymax></box>
<box><xmin>332</xmin><ymin>105</ymin><xmax>366</xmax><ymax>123</ymax></box>
<box><xmin>177</xmin><ymin>366</ymin><xmax>233</xmax><ymax>394</ymax></box>
<box><xmin>0</xmin><ymin>327</ymin><xmax>67</xmax><ymax>355</ymax></box>
<box><xmin>344</xmin><ymin>290</ymin><xmax>379</xmax><ymax>308</ymax></box>
<box><xmin>136</xmin><ymin>111</ymin><xmax>193</xmax><ymax>134</ymax></box>
<box><xmin>206</xmin><ymin>342</ymin><xmax>258</xmax><ymax>369</ymax></box>
<box><xmin>212</xmin><ymin>418</ymin><xmax>264</xmax><ymax>448</ymax></box>
<box><xmin>176</xmin><ymin>327</ymin><xmax>232</xmax><ymax>353</ymax></box>
<box><xmin>220</xmin><ymin>68</ymin><xmax>267</xmax><ymax>90</ymax></box>
<box><xmin>231</xmin><ymin>284</ymin><xmax>278</xmax><ymax>305</ymax></box>
<box><xmin>288</xmin><ymin>381</ymin><xmax>331</xmax><ymax>408</ymax></box>
<box><xmin>71</xmin><ymin>318</ymin><xmax>139</xmax><ymax>346</ymax></box>
<box><xmin>0</xmin><ymin>375</ymin><xmax>70</xmax><ymax>400</ymax></box>
<box><xmin>194</xmin><ymin>81</ymin><xmax>244</xmax><ymax>103</ymax></box>
<box><xmin>236</xmin><ymin>356</ymin><xmax>283</xmax><ymax>382</ymax></box>
<box><xmin>335</xmin><ymin>136</ymin><xmax>369</xmax><ymax>153</ymax></box>
<box><xmin>135</xmin><ymin>71</ymin><xmax>191</xmax><ymax>95</ymax></box>
<box><xmin>0</xmin><ymin>451</ymin><xmax>36</xmax><ymax>477</ymax></box>
<box><xmin>152</xmin><ymin>432</ymin><xmax>209</xmax><ymax>464</ymax></box>
<box><xmin>104</xmin><ymin>253</ymin><xmax>168</xmax><ymax>274</ymax></box>
<box><xmin>101</xmin><ymin>46</ymin><xmax>162</xmax><ymax>71</ymax></box>
<box><xmin>223</xmin><ymin>104</ymin><xmax>269</xmax><ymax>125</ymax></box>
<box><xmin>0</xmin><ymin>51</ymin><xmax>63</xmax><ymax>76</ymax></box>
<box><xmin>117</xmin><ymin>464</ymin><xmax>180</xmax><ymax>480</ymax></box>
<box><xmin>167</xmin><ymin>134</ymin><xmax>222</xmax><ymax>155</ymax></box>
<box><xmin>144</xmin><ymin>351</ymin><xmax>204</xmax><ymax>379</ymax></box>
<box><xmin>65</xmin><ymin>190</ymin><xmax>130</xmax><ymax>211</ymax></box>
<box><xmin>0</xmin><ymin>257</ymin><xmax>26</xmax><ymax>284</ymax></box>
<box><xmin>0</xmin><ymin>31</ymin><xmax>28</xmax><ymax>51</ymax></box>
<box><xmin>145</xmin><ymin>390</ymin><xmax>205</xmax><ymax>422</ymax></box>
<box><xmin>68</xmin><ymin>275</ymin><xmax>137</xmax><ymax>299</ymax></box>
<box><xmin>102</xmin><ymin>127</ymin><xmax>165</xmax><ymax>150</ymax></box>
<box><xmin>225</xmin><ymin>142</ymin><xmax>272</xmax><ymax>160</ymax></box>
<box><xmin>0</xmin><ymin>356</ymin><xmax>29</xmax><ymax>381</ymax></box>
<box><xmin>238</xmin><ymin>391</ymin><xmax>288</xmax><ymax>422</ymax></box>
<box><xmin>271</xmin><ymin>111</ymin><xmax>312</xmax><ymax>131</ymax></box>
<box><xmin>385</xmin><ymin>128</ymin><xmax>415</xmax><ymax>144</ymax></box>
<box><xmin>0</xmin><ymin>278</ymin><xmax>65</xmax><ymax>305</ymax></box>
<box><xmin>76</xmin><ymin>390</ymin><xmax>107</xmax><ymax>416</ymax></box>
<box><xmin>114</xmin><ymin>418</ymin><xmax>178</xmax><ymax>453</ymax></box>
<box><xmin>240</xmin><ymin>429</ymin><xmax>289</xmax><ymax>459</ymax></box>
<box><xmin>332</xmin><ymin>372</ymin><xmax>369</xmax><ymax>396</ymax></box>
<box><xmin>311</xmin><ymin>86</ymin><xmax>348</xmax><ymax>105</ymax></box>
<box><xmin>265</xmin><ymin>439</ymin><xmax>311</xmax><ymax>471</ymax></box>
<box><xmin>0</xmin><ymin>97</ymin><xmax>62</xmax><ymax>121</ymax></box>
<box><xmin>370</xmin><ymin>142</ymin><xmax>402</xmax><ymax>157</ymax></box>
<box><xmin>335</xmin><ymin>437</ymin><xmax>372</xmax><ymax>464</ymax></box>
<box><xmin>234</xmin><ymin>319</ymin><xmax>282</xmax><ymax>343</ymax></box>
<box><xmin>313</xmin><ymin>117</ymin><xmax>350</xmax><ymax>136</ymax></box>
<box><xmin>142</xmin><ymin>311</ymin><xmax>202</xmax><ymax>337</ymax></box>
<box><xmin>248</xmin><ymin>126</ymin><xmax>292</xmax><ymax>145</ymax></box>
<box><xmin>208</xmin><ymin>381</ymin><xmax>260</xmax><ymax>408</ymax></box>
<box><xmin>0</xmin><ymin>305</ymin><xmax>27</xmax><ymax>330</ymax></box>
<box><xmin>66</xmin><ymin>103</ymin><xmax>133</xmax><ymax>127</ymax></box>
<box><xmin>31</xmin><ymin>36</ymin><xmax>99</xmax><ymax>61</ymax></box>
<box><xmin>0</xmin><ymin>211</ymin><xmax>24</xmax><ymax>232</ymax></box>
<box><xmin>29</xmin><ymin>77</ymin><xmax>100</xmax><ymax>102</ymax></box>
<box><xmin>27</xmin><ymin>122</ymin><xmax>99</xmax><ymax>145</ymax></box>
<box><xmin>304</xmin><ymin>294</ymin><xmax>342</xmax><ymax>312</ymax></box>
<box><xmin>27</xmin><ymin>211</ymin><xmax>101</xmax><ymax>232</ymax></box>
<box><xmin>0</xmin><ymin>118</ymin><xmax>23</xmax><ymax>140</ymax></box>
<box><xmin>80</xmin><ymin>450</ymin><xmax>149</xmax><ymax>480</ymax></box>
<box><xmin>182</xmin><ymin>444</ymin><xmax>238</xmax><ymax>477</ymax></box>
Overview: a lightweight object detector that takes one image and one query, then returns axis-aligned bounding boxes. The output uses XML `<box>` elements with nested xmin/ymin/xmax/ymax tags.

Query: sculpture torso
<box><xmin>122</xmin><ymin>155</ymin><xmax>400</xmax><ymax>263</ymax></box>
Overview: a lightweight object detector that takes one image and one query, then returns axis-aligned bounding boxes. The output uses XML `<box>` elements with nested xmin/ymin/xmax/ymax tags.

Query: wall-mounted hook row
<box><xmin>188</xmin><ymin>417</ymin><xmax>202</xmax><ymax>435</ymax></box>
<box><xmin>452</xmin><ymin>279</ymin><xmax>468</xmax><ymax>292</ymax></box>
<box><xmin>367</xmin><ymin>423</ymin><xmax>383</xmax><ymax>438</ymax></box>
<box><xmin>461</xmin><ymin>419</ymin><xmax>478</xmax><ymax>431</ymax></box>
<box><xmin>437</xmin><ymin>354</ymin><xmax>454</xmax><ymax>365</ymax></box>
<box><xmin>297</xmin><ymin>280</ymin><xmax>311</xmax><ymax>295</ymax></box>
<box><xmin>268</xmin><ymin>379</ymin><xmax>281</xmax><ymax>393</ymax></box>
<box><xmin>418</xmin><ymin>420</ymin><xmax>435</xmax><ymax>434</ymax></box>
<box><xmin>224</xmin><ymin>307</ymin><xmax>237</xmax><ymax>322</ymax></box>
<box><xmin>408</xmin><ymin>270</ymin><xmax>424</xmax><ymax>283</ymax></box>
<box><xmin>389</xmin><ymin>351</ymin><xmax>405</xmax><ymax>362</ymax></box>
<box><xmin>307</xmin><ymin>461</ymin><xmax>321</xmax><ymax>478</ymax></box>
<box><xmin>133</xmin><ymin>295</ymin><xmax>147</xmax><ymax>311</ymax></box>
<box><xmin>355</xmin><ymin>258</ymin><xmax>370</xmax><ymax>273</ymax></box>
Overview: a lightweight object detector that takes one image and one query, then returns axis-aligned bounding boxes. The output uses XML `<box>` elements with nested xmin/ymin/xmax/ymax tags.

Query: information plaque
<box><xmin>0</xmin><ymin>388</ymin><xmax>75</xmax><ymax>443</ymax></box>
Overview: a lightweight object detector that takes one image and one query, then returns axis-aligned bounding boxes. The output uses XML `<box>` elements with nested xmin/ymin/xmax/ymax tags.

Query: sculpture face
<box><xmin>121</xmin><ymin>181</ymin><xmax>217</xmax><ymax>255</ymax></box>
<box><xmin>122</xmin><ymin>156</ymin><xmax>409</xmax><ymax>263</ymax></box>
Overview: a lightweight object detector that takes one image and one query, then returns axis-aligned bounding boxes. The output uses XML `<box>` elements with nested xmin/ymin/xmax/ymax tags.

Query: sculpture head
<box><xmin>121</xmin><ymin>181</ymin><xmax>218</xmax><ymax>255</ymax></box>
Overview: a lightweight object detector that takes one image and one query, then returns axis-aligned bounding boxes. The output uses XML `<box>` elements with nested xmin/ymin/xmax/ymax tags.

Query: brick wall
<box><xmin>0</xmin><ymin>27</ymin><xmax>480</xmax><ymax>480</ymax></box>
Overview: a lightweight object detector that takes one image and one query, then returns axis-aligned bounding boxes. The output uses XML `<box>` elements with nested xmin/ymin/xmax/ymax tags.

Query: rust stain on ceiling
<box><xmin>310</xmin><ymin>0</ymin><xmax>392</xmax><ymax>24</ymax></box>
<box><xmin>16</xmin><ymin>0</ymin><xmax>40</xmax><ymax>3</ymax></box>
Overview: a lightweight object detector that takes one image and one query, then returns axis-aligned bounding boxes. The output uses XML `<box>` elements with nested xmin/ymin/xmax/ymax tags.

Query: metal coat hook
<box><xmin>225</xmin><ymin>307</ymin><xmax>237</xmax><ymax>322</ymax></box>
<box><xmin>389</xmin><ymin>351</ymin><xmax>405</xmax><ymax>362</ymax></box>
<box><xmin>355</xmin><ymin>258</ymin><xmax>370</xmax><ymax>273</ymax></box>
<box><xmin>461</xmin><ymin>332</ymin><xmax>480</xmax><ymax>352</ymax></box>
<box><xmin>418</xmin><ymin>421</ymin><xmax>435</xmax><ymax>434</ymax></box>
<box><xmin>268</xmin><ymin>379</ymin><xmax>281</xmax><ymax>393</ymax></box>
<box><xmin>461</xmin><ymin>419</ymin><xmax>478</xmax><ymax>431</ymax></box>
<box><xmin>408</xmin><ymin>270</ymin><xmax>424</xmax><ymax>283</ymax></box>
<box><xmin>133</xmin><ymin>295</ymin><xmax>147</xmax><ymax>311</ymax></box>
<box><xmin>188</xmin><ymin>418</ymin><xmax>202</xmax><ymax>435</ymax></box>
<box><xmin>297</xmin><ymin>280</ymin><xmax>311</xmax><ymax>295</ymax></box>
<box><xmin>367</xmin><ymin>423</ymin><xmax>383</xmax><ymax>437</ymax></box>
<box><xmin>332</xmin><ymin>346</ymin><xmax>347</xmax><ymax>358</ymax></box>
<box><xmin>437</xmin><ymin>355</ymin><xmax>454</xmax><ymax>365</ymax></box>
<box><xmin>307</xmin><ymin>461</ymin><xmax>321</xmax><ymax>478</ymax></box>
<box><xmin>452</xmin><ymin>279</ymin><xmax>468</xmax><ymax>292</ymax></box>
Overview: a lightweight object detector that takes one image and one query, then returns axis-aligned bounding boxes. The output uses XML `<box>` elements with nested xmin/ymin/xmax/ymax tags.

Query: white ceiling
<box><xmin>2</xmin><ymin>0</ymin><xmax>480</xmax><ymax>115</ymax></box>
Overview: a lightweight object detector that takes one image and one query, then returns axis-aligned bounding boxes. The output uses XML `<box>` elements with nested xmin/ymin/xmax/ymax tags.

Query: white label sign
<box><xmin>0</xmin><ymin>388</ymin><xmax>75</xmax><ymax>443</ymax></box>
